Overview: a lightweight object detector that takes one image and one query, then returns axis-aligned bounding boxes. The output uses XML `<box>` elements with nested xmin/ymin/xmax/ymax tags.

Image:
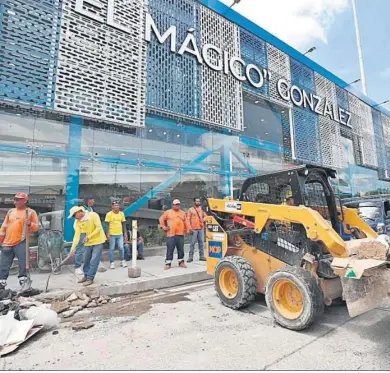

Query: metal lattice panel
<box><xmin>54</xmin><ymin>0</ymin><xmax>146</xmax><ymax>126</ymax></box>
<box><xmin>359</xmin><ymin>101</ymin><xmax>378</xmax><ymax>168</ymax></box>
<box><xmin>290</xmin><ymin>58</ymin><xmax>316</xmax><ymax>93</ymax></box>
<box><xmin>266</xmin><ymin>44</ymin><xmax>292</xmax><ymax>106</ymax></box>
<box><xmin>200</xmin><ymin>5</ymin><xmax>243</xmax><ymax>130</ymax></box>
<box><xmin>347</xmin><ymin>92</ymin><xmax>364</xmax><ymax>165</ymax></box>
<box><xmin>314</xmin><ymin>74</ymin><xmax>341</xmax><ymax>168</ymax></box>
<box><xmin>372</xmin><ymin>109</ymin><xmax>387</xmax><ymax>176</ymax></box>
<box><xmin>146</xmin><ymin>0</ymin><xmax>201</xmax><ymax>119</ymax></box>
<box><xmin>0</xmin><ymin>0</ymin><xmax>62</xmax><ymax>107</ymax></box>
<box><xmin>240</xmin><ymin>28</ymin><xmax>268</xmax><ymax>97</ymax></box>
<box><xmin>382</xmin><ymin>113</ymin><xmax>390</xmax><ymax>178</ymax></box>
<box><xmin>382</xmin><ymin>113</ymin><xmax>390</xmax><ymax>147</ymax></box>
<box><xmin>335</xmin><ymin>85</ymin><xmax>349</xmax><ymax>111</ymax></box>
<box><xmin>293</xmin><ymin>108</ymin><xmax>322</xmax><ymax>165</ymax></box>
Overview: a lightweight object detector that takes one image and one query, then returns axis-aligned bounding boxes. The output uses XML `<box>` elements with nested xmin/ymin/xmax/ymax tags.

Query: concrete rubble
<box><xmin>0</xmin><ymin>287</ymin><xmax>112</xmax><ymax>356</ymax></box>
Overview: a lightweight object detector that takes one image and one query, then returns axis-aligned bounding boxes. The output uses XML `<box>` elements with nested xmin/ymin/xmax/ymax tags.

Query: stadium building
<box><xmin>1</xmin><ymin>0</ymin><xmax>390</xmax><ymax>242</ymax></box>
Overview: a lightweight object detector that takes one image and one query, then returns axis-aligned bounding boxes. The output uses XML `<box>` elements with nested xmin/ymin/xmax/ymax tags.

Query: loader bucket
<box><xmin>332</xmin><ymin>258</ymin><xmax>390</xmax><ymax>317</ymax></box>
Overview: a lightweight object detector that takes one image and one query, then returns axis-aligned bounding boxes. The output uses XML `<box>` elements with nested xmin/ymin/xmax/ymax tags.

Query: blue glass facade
<box><xmin>1</xmin><ymin>0</ymin><xmax>390</xmax><ymax>244</ymax></box>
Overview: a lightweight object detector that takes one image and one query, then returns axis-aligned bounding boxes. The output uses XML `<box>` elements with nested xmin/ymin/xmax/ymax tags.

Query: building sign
<box><xmin>75</xmin><ymin>0</ymin><xmax>352</xmax><ymax>128</ymax></box>
<box><xmin>276</xmin><ymin>79</ymin><xmax>352</xmax><ymax>127</ymax></box>
<box><xmin>144</xmin><ymin>14</ymin><xmax>269</xmax><ymax>90</ymax></box>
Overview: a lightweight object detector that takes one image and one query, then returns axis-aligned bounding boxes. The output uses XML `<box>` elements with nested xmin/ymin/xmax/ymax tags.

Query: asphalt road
<box><xmin>2</xmin><ymin>281</ymin><xmax>390</xmax><ymax>370</ymax></box>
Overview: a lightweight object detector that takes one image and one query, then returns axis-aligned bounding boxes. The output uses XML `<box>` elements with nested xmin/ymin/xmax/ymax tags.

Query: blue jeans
<box><xmin>74</xmin><ymin>233</ymin><xmax>86</xmax><ymax>269</ymax></box>
<box><xmin>0</xmin><ymin>241</ymin><xmax>27</xmax><ymax>281</ymax></box>
<box><xmin>124</xmin><ymin>242</ymin><xmax>144</xmax><ymax>259</ymax></box>
<box><xmin>189</xmin><ymin>229</ymin><xmax>205</xmax><ymax>258</ymax></box>
<box><xmin>83</xmin><ymin>244</ymin><xmax>103</xmax><ymax>280</ymax></box>
<box><xmin>109</xmin><ymin>234</ymin><xmax>124</xmax><ymax>263</ymax></box>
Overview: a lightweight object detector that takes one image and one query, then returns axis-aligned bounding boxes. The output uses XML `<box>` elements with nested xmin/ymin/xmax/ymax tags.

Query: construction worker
<box><xmin>0</xmin><ymin>193</ymin><xmax>39</xmax><ymax>290</ymax></box>
<box><xmin>83</xmin><ymin>196</ymin><xmax>95</xmax><ymax>212</ymax></box>
<box><xmin>187</xmin><ymin>197</ymin><xmax>206</xmax><ymax>262</ymax></box>
<box><xmin>66</xmin><ymin>206</ymin><xmax>106</xmax><ymax>286</ymax></box>
<box><xmin>159</xmin><ymin>199</ymin><xmax>191</xmax><ymax>270</ymax></box>
<box><xmin>105</xmin><ymin>201</ymin><xmax>128</xmax><ymax>269</ymax></box>
<box><xmin>73</xmin><ymin>197</ymin><xmax>107</xmax><ymax>274</ymax></box>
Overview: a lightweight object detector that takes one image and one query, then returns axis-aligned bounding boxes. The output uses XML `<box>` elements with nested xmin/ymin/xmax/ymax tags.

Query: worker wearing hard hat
<box><xmin>0</xmin><ymin>193</ymin><xmax>39</xmax><ymax>290</ymax></box>
<box><xmin>66</xmin><ymin>206</ymin><xmax>106</xmax><ymax>286</ymax></box>
<box><xmin>285</xmin><ymin>190</ymin><xmax>295</xmax><ymax>206</ymax></box>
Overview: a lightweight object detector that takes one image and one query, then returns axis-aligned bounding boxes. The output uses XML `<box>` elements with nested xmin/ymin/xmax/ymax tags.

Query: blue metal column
<box><xmin>220</xmin><ymin>145</ymin><xmax>232</xmax><ymax>198</ymax></box>
<box><xmin>64</xmin><ymin>117</ymin><xmax>82</xmax><ymax>242</ymax></box>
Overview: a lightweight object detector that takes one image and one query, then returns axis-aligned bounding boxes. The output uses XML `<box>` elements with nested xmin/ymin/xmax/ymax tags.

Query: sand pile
<box><xmin>346</xmin><ymin>238</ymin><xmax>389</xmax><ymax>260</ymax></box>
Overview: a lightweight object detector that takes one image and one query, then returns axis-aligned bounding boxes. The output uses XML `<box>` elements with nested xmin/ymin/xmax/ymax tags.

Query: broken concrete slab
<box><xmin>66</xmin><ymin>293</ymin><xmax>78</xmax><ymax>302</ymax></box>
<box><xmin>72</xmin><ymin>321</ymin><xmax>94</xmax><ymax>331</ymax></box>
<box><xmin>62</xmin><ymin>307</ymin><xmax>82</xmax><ymax>318</ymax></box>
<box><xmin>51</xmin><ymin>301</ymin><xmax>70</xmax><ymax>314</ymax></box>
<box><xmin>87</xmin><ymin>301</ymin><xmax>98</xmax><ymax>308</ymax></box>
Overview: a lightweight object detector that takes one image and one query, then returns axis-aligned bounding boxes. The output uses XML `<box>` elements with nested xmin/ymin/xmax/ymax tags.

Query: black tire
<box><xmin>214</xmin><ymin>256</ymin><xmax>257</xmax><ymax>310</ymax></box>
<box><xmin>265</xmin><ymin>266</ymin><xmax>324</xmax><ymax>331</ymax></box>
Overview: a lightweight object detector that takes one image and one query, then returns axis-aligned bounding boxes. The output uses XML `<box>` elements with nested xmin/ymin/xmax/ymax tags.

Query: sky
<box><xmin>220</xmin><ymin>0</ymin><xmax>390</xmax><ymax>111</ymax></box>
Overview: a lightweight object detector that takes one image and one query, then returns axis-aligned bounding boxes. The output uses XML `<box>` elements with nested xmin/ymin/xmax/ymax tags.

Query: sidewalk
<box><xmin>7</xmin><ymin>256</ymin><xmax>211</xmax><ymax>300</ymax></box>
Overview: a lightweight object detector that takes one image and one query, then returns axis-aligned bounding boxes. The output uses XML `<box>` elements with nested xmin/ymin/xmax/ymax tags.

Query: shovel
<box><xmin>45</xmin><ymin>256</ymin><xmax>72</xmax><ymax>292</ymax></box>
<box><xmin>20</xmin><ymin>209</ymin><xmax>33</xmax><ymax>293</ymax></box>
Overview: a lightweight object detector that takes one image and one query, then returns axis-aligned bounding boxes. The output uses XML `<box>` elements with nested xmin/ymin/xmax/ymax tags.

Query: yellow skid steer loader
<box><xmin>205</xmin><ymin>165</ymin><xmax>390</xmax><ymax>330</ymax></box>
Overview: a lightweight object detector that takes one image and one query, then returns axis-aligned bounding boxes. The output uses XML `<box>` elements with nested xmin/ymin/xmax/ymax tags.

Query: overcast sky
<box><xmin>220</xmin><ymin>0</ymin><xmax>390</xmax><ymax>110</ymax></box>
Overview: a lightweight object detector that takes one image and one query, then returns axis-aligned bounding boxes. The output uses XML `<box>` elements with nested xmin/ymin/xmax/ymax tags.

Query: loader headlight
<box><xmin>377</xmin><ymin>223</ymin><xmax>385</xmax><ymax>234</ymax></box>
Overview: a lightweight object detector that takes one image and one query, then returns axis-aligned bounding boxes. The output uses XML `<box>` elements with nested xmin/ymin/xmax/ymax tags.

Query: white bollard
<box><xmin>128</xmin><ymin>220</ymin><xmax>141</xmax><ymax>278</ymax></box>
<box><xmin>132</xmin><ymin>220</ymin><xmax>137</xmax><ymax>269</ymax></box>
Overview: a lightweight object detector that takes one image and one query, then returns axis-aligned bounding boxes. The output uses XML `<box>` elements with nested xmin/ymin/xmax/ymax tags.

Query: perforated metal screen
<box><xmin>53</xmin><ymin>0</ymin><xmax>147</xmax><ymax>126</ymax></box>
<box><xmin>0</xmin><ymin>0</ymin><xmax>62</xmax><ymax>107</ymax></box>
<box><xmin>146</xmin><ymin>0</ymin><xmax>202</xmax><ymax>119</ymax></box>
<box><xmin>200</xmin><ymin>5</ymin><xmax>243</xmax><ymax>130</ymax></box>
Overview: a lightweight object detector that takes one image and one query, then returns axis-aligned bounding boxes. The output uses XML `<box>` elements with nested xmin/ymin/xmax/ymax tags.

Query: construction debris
<box><xmin>72</xmin><ymin>321</ymin><xmax>94</xmax><ymax>331</ymax></box>
<box><xmin>346</xmin><ymin>238</ymin><xmax>389</xmax><ymax>260</ymax></box>
<box><xmin>70</xmin><ymin>294</ymin><xmax>90</xmax><ymax>308</ymax></box>
<box><xmin>66</xmin><ymin>293</ymin><xmax>78</xmax><ymax>302</ymax></box>
<box><xmin>62</xmin><ymin>307</ymin><xmax>82</xmax><ymax>318</ymax></box>
<box><xmin>51</xmin><ymin>301</ymin><xmax>70</xmax><ymax>314</ymax></box>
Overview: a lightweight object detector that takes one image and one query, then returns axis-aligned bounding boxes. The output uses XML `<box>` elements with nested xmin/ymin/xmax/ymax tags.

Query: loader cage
<box><xmin>237</xmin><ymin>165</ymin><xmax>340</xmax><ymax>273</ymax></box>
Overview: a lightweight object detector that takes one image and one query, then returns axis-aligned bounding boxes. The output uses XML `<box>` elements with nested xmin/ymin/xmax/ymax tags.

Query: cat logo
<box><xmin>208</xmin><ymin>241</ymin><xmax>223</xmax><ymax>259</ymax></box>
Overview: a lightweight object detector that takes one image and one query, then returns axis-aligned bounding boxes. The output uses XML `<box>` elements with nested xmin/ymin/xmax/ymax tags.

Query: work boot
<box><xmin>78</xmin><ymin>277</ymin><xmax>87</xmax><ymax>283</ymax></box>
<box><xmin>199</xmin><ymin>256</ymin><xmax>207</xmax><ymax>261</ymax></box>
<box><xmin>179</xmin><ymin>261</ymin><xmax>187</xmax><ymax>269</ymax></box>
<box><xmin>0</xmin><ymin>280</ymin><xmax>6</xmax><ymax>290</ymax></box>
<box><xmin>164</xmin><ymin>264</ymin><xmax>171</xmax><ymax>270</ymax></box>
<box><xmin>18</xmin><ymin>276</ymin><xmax>28</xmax><ymax>286</ymax></box>
<box><xmin>137</xmin><ymin>254</ymin><xmax>145</xmax><ymax>260</ymax></box>
<box><xmin>187</xmin><ymin>257</ymin><xmax>193</xmax><ymax>263</ymax></box>
<box><xmin>83</xmin><ymin>280</ymin><xmax>93</xmax><ymax>287</ymax></box>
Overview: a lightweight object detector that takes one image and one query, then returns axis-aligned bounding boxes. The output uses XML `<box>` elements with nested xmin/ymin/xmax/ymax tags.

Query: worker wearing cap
<box><xmin>0</xmin><ymin>193</ymin><xmax>39</xmax><ymax>290</ymax></box>
<box><xmin>83</xmin><ymin>196</ymin><xmax>95</xmax><ymax>212</ymax></box>
<box><xmin>66</xmin><ymin>206</ymin><xmax>106</xmax><ymax>286</ymax></box>
<box><xmin>187</xmin><ymin>197</ymin><xmax>207</xmax><ymax>262</ymax></box>
<box><xmin>159</xmin><ymin>199</ymin><xmax>191</xmax><ymax>270</ymax></box>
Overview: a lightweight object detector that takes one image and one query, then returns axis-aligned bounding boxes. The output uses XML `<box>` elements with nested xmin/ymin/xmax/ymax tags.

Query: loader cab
<box><xmin>240</xmin><ymin>164</ymin><xmax>340</xmax><ymax>235</ymax></box>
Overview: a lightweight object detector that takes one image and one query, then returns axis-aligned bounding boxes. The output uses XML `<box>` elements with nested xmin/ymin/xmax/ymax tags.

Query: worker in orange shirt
<box><xmin>0</xmin><ymin>193</ymin><xmax>39</xmax><ymax>290</ymax></box>
<box><xmin>159</xmin><ymin>199</ymin><xmax>191</xmax><ymax>270</ymax></box>
<box><xmin>187</xmin><ymin>197</ymin><xmax>207</xmax><ymax>262</ymax></box>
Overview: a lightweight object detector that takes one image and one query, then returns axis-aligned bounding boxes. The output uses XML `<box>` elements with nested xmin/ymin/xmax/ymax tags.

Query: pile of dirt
<box><xmin>346</xmin><ymin>238</ymin><xmax>389</xmax><ymax>260</ymax></box>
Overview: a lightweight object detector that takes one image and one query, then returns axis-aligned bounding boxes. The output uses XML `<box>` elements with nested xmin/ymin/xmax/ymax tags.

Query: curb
<box><xmin>99</xmin><ymin>271</ymin><xmax>213</xmax><ymax>297</ymax></box>
<box><xmin>35</xmin><ymin>270</ymin><xmax>212</xmax><ymax>302</ymax></box>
